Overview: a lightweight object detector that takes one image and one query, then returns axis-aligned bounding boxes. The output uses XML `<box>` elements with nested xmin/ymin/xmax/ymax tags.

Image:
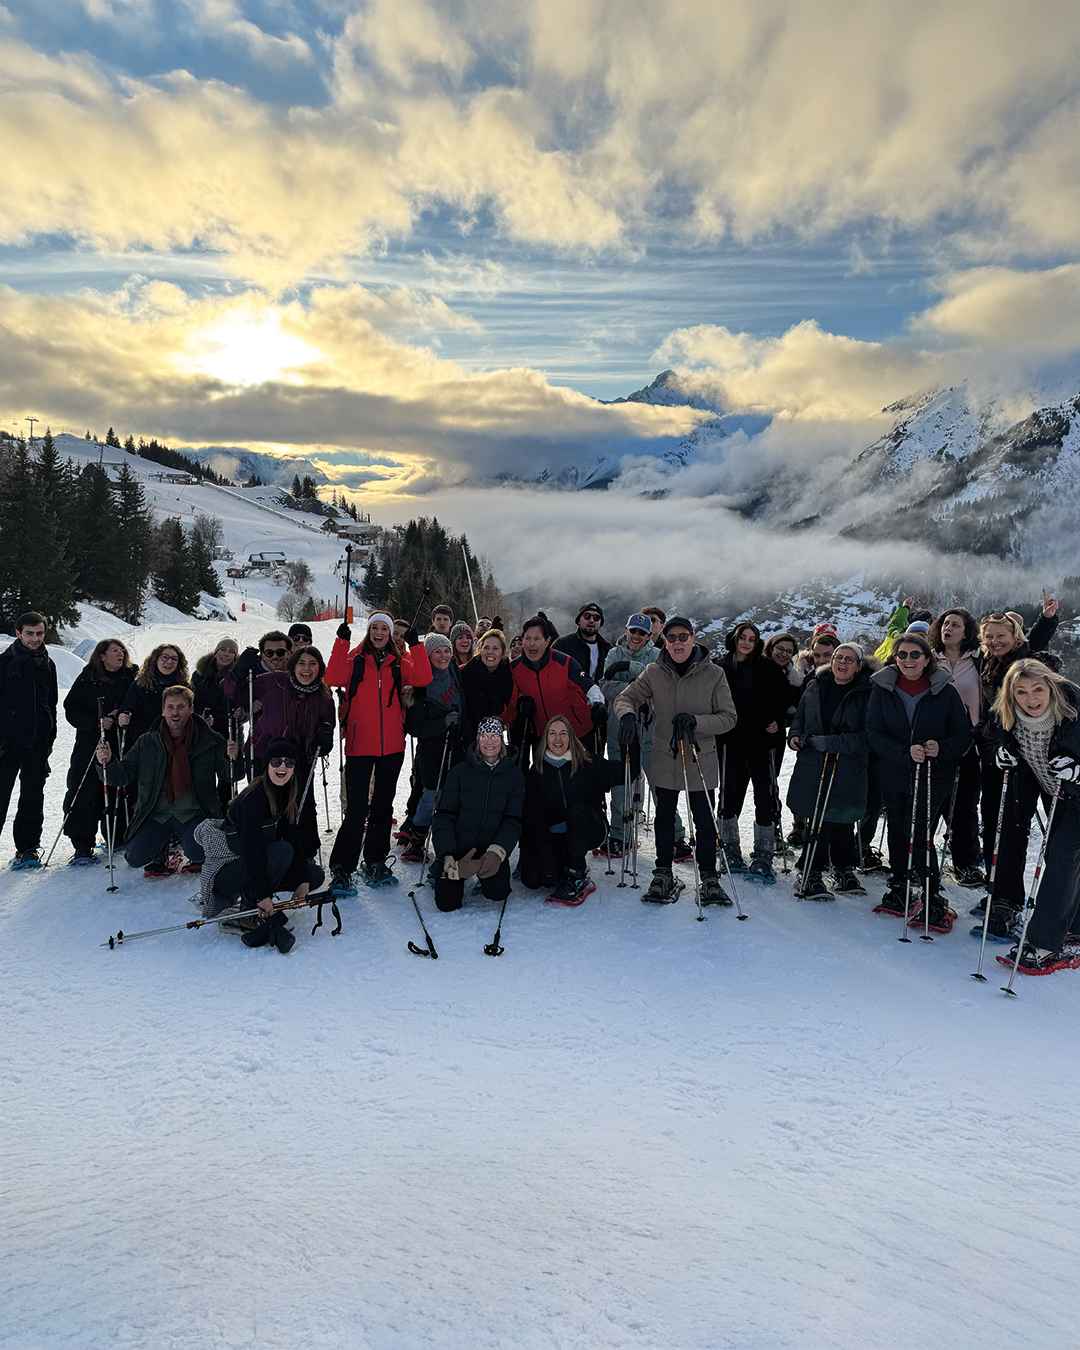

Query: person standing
<box><xmin>120</xmin><ymin>644</ymin><xmax>190</xmax><ymax>743</ymax></box>
<box><xmin>430</xmin><ymin>605</ymin><xmax>454</xmax><ymax>637</ymax></box>
<box><xmin>0</xmin><ymin>612</ymin><xmax>58</xmax><ymax>868</ymax></box>
<box><xmin>508</xmin><ymin>612</ymin><xmax>594</xmax><ymax>760</ymax></box>
<box><xmin>555</xmin><ymin>603</ymin><xmax>612</xmax><ymax>684</ymax></box>
<box><xmin>614</xmin><ymin>617</ymin><xmax>737</xmax><ymax>904</ymax></box>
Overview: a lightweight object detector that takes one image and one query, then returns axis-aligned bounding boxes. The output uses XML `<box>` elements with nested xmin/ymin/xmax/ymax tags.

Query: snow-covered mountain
<box><xmin>181</xmin><ymin>445</ymin><xmax>328</xmax><ymax>488</ymax></box>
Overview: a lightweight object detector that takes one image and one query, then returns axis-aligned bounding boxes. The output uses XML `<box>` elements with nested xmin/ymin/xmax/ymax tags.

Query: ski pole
<box><xmin>342</xmin><ymin>542</ymin><xmax>353</xmax><ymax>623</ymax></box>
<box><xmin>1002</xmin><ymin>786</ymin><xmax>1061</xmax><ymax>997</ymax></box>
<box><xmin>321</xmin><ymin>753</ymin><xmax>333</xmax><ymax>835</ymax></box>
<box><xmin>617</xmin><ymin>754</ymin><xmax>631</xmax><ymax>888</ymax></box>
<box><xmin>920</xmin><ymin>757</ymin><xmax>933</xmax><ymax>943</ymax></box>
<box><xmin>97</xmin><ymin>698</ymin><xmax>118</xmax><ymax>894</ymax></box>
<box><xmin>247</xmin><ymin>670</ymin><xmax>255</xmax><ymax>781</ymax></box>
<box><xmin>484</xmin><ymin>893</ymin><xmax>509</xmax><ymax>956</ymax></box>
<box><xmin>102</xmin><ymin>887</ymin><xmax>341</xmax><ymax>949</ymax></box>
<box><xmin>938</xmin><ymin>763</ymin><xmax>961</xmax><ymax>878</ymax></box>
<box><xmin>769</xmin><ymin>752</ymin><xmax>790</xmax><ymax>875</ymax></box>
<box><xmin>629</xmin><ymin>767</ymin><xmax>640</xmax><ymax>889</ymax></box>
<box><xmin>689</xmin><ymin>740</ymin><xmax>747</xmax><ymax>920</ymax></box>
<box><xmin>898</xmin><ymin>762</ymin><xmax>922</xmax><ymax>944</ymax></box>
<box><xmin>117</xmin><ymin>727</ymin><xmax>129</xmax><ymax>835</ymax></box>
<box><xmin>972</xmin><ymin>766</ymin><xmax>1010</xmax><ymax>982</ymax></box>
<box><xmin>680</xmin><ymin>742</ymin><xmax>705</xmax><ymax>922</ymax></box>
<box><xmin>407</xmin><ymin>584</ymin><xmax>432</xmax><ymax>632</ymax></box>
<box><xmin>799</xmin><ymin>754</ymin><xmax>836</xmax><ymax>897</ymax></box>
<box><xmin>42</xmin><ymin>748</ymin><xmax>99</xmax><ymax>867</ymax></box>
<box><xmin>462</xmin><ymin>543</ymin><xmax>480</xmax><ymax>625</ymax></box>
<box><xmin>407</xmin><ymin>889</ymin><xmax>439</xmax><ymax>959</ymax></box>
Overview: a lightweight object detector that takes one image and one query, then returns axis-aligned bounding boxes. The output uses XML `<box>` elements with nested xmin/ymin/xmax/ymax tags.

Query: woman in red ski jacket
<box><xmin>325</xmin><ymin>611</ymin><xmax>431</xmax><ymax>889</ymax></box>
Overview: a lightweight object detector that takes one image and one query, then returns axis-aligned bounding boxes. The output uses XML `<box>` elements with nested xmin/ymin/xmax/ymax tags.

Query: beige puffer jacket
<box><xmin>613</xmin><ymin>646</ymin><xmax>737</xmax><ymax>790</ymax></box>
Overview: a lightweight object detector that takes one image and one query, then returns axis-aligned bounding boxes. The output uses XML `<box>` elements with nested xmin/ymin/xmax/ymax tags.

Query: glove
<box><xmin>605</xmin><ymin>661</ymin><xmax>630</xmax><ymax>680</ymax></box>
<box><xmin>671</xmin><ymin>712</ymin><xmax>697</xmax><ymax>744</ymax></box>
<box><xmin>476</xmin><ymin>848</ymin><xmax>505</xmax><ymax>879</ymax></box>
<box><xmin>1049</xmin><ymin>755</ymin><xmax>1080</xmax><ymax>783</ymax></box>
<box><xmin>317</xmin><ymin>729</ymin><xmax>333</xmax><ymax>757</ymax></box>
<box><xmin>995</xmin><ymin>746</ymin><xmax>1018</xmax><ymax>770</ymax></box>
<box><xmin>444</xmin><ymin>709</ymin><xmax>460</xmax><ymax>730</ymax></box>
<box><xmin>591</xmin><ymin>703</ymin><xmax>608</xmax><ymax>728</ymax></box>
<box><xmin>336</xmin><ymin>623</ymin><xmax>351</xmax><ymax>642</ymax></box>
<box><xmin>805</xmin><ymin>734</ymin><xmax>824</xmax><ymax>751</ymax></box>
<box><xmin>403</xmin><ymin>626</ymin><xmax>420</xmax><ymax>647</ymax></box>
<box><xmin>618</xmin><ymin>712</ymin><xmax>639</xmax><ymax>751</ymax></box>
<box><xmin>517</xmin><ymin>695</ymin><xmax>536</xmax><ymax>722</ymax></box>
<box><xmin>456</xmin><ymin>851</ymin><xmax>484</xmax><ymax>880</ymax></box>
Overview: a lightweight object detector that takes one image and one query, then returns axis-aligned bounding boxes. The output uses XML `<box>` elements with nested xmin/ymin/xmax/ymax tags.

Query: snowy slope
<box><xmin>4</xmin><ymin>605</ymin><xmax>1079</xmax><ymax>1349</ymax></box>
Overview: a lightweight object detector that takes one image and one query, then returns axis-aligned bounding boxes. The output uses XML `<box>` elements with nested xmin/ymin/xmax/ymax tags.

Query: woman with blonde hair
<box><xmin>984</xmin><ymin>659</ymin><xmax>1080</xmax><ymax>973</ymax></box>
<box><xmin>518</xmin><ymin>714</ymin><xmax>628</xmax><ymax>903</ymax></box>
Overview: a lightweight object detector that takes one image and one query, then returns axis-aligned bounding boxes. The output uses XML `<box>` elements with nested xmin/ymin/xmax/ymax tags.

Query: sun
<box><xmin>180</xmin><ymin>308</ymin><xmax>320</xmax><ymax>387</ymax></box>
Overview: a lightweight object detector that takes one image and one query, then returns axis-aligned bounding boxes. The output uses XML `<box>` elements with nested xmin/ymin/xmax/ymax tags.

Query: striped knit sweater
<box><xmin>1014</xmin><ymin>708</ymin><xmax>1057</xmax><ymax>797</ymax></box>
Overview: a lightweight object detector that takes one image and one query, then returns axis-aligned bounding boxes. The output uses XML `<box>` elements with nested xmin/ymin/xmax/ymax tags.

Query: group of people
<box><xmin>1</xmin><ymin>591</ymin><xmax>1078</xmax><ymax>975</ymax></box>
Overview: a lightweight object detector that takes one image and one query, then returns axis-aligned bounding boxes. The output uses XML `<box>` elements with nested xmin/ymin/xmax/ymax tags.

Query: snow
<box><xmin>46</xmin><ymin>644</ymin><xmax>86</xmax><ymax>688</ymax></box>
<box><xmin>3</xmin><ymin>604</ymin><xmax>1078</xmax><ymax>1349</ymax></box>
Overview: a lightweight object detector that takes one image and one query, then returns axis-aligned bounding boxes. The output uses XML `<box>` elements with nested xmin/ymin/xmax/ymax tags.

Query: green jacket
<box><xmin>100</xmin><ymin>718</ymin><xmax>229</xmax><ymax>840</ymax></box>
<box><xmin>873</xmin><ymin>602</ymin><xmax>910</xmax><ymax>664</ymax></box>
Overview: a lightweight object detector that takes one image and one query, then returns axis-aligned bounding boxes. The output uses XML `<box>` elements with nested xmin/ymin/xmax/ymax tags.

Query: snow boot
<box><xmin>969</xmin><ymin>895</ymin><xmax>988</xmax><ymax>917</ymax></box>
<box><xmin>831</xmin><ymin>868</ymin><xmax>866</xmax><ymax>896</ymax></box>
<box><xmin>909</xmin><ymin>890</ymin><xmax>956</xmax><ymax>934</ymax></box>
<box><xmin>787</xmin><ymin>820</ymin><xmax>806</xmax><ymax>849</ymax></box>
<box><xmin>671</xmin><ymin>839</ymin><xmax>694</xmax><ymax>864</ymax></box>
<box><xmin>952</xmin><ymin>864</ymin><xmax>986</xmax><ymax>888</ymax></box>
<box><xmin>873</xmin><ymin>883</ymin><xmax>910</xmax><ymax>917</ymax></box>
<box><xmin>241</xmin><ymin>910</ymin><xmax>286</xmax><ymax>949</ymax></box>
<box><xmin>220</xmin><ymin>912</ymin><xmax>262</xmax><ymax>934</ymax></box>
<box><xmin>719</xmin><ymin>817</ymin><xmax>745</xmax><ymax>872</ymax></box>
<box><xmin>360</xmin><ymin>859</ymin><xmax>398</xmax><ymax>888</ymax></box>
<box><xmin>69</xmin><ymin>850</ymin><xmax>100</xmax><ymax>867</ymax></box>
<box><xmin>546</xmin><ymin>870</ymin><xmax>596</xmax><ymax>907</ymax></box>
<box><xmin>745</xmin><ymin>823</ymin><xmax>777</xmax><ymax>885</ymax></box>
<box><xmin>699</xmin><ymin>873</ymin><xmax>732</xmax><ymax>906</ymax></box>
<box><xmin>986</xmin><ymin>902</ymin><xmax>1021</xmax><ymax>942</ymax></box>
<box><xmin>273</xmin><ymin>920</ymin><xmax>296</xmax><ymax>954</ymax></box>
<box><xmin>10</xmin><ymin>850</ymin><xmax>42</xmax><ymax>871</ymax></box>
<box><xmin>795</xmin><ymin>871</ymin><xmax>834</xmax><ymax>901</ymax></box>
<box><xmin>856</xmin><ymin>846</ymin><xmax>886</xmax><ymax>874</ymax></box>
<box><xmin>996</xmin><ymin>943</ymin><xmax>1080</xmax><ymax>976</ymax></box>
<box><xmin>329</xmin><ymin>869</ymin><xmax>358</xmax><ymax>898</ymax></box>
<box><xmin>642</xmin><ymin>867</ymin><xmax>683</xmax><ymax>904</ymax></box>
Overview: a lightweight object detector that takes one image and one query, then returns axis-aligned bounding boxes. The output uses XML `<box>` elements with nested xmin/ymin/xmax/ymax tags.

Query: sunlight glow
<box><xmin>180</xmin><ymin>309</ymin><xmax>320</xmax><ymax>387</ymax></box>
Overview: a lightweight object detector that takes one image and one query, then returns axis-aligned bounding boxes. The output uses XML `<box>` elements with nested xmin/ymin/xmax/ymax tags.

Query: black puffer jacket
<box><xmin>225</xmin><ymin>779</ymin><xmax>310</xmax><ymax>903</ymax></box>
<box><xmin>431</xmin><ymin>750</ymin><xmax>525</xmax><ymax>858</ymax></box>
<box><xmin>787</xmin><ymin>665</ymin><xmax>874</xmax><ymax>824</ymax></box>
<box><xmin>0</xmin><ymin>638</ymin><xmax>58</xmax><ymax>752</ymax></box>
<box><xmin>714</xmin><ymin>651</ymin><xmax>791</xmax><ymax>747</ymax></box>
<box><xmin>459</xmin><ymin>656</ymin><xmax>513</xmax><ymax>737</ymax></box>
<box><xmin>866</xmin><ymin>667</ymin><xmax>972</xmax><ymax>801</ymax></box>
<box><xmin>522</xmin><ymin>753</ymin><xmax>624</xmax><ymax>854</ymax></box>
<box><xmin>64</xmin><ymin>662</ymin><xmax>136</xmax><ymax>761</ymax></box>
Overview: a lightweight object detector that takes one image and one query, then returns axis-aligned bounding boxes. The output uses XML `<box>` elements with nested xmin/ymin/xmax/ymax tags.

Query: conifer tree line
<box><xmin>360</xmin><ymin>518</ymin><xmax>507</xmax><ymax>628</ymax></box>
<box><xmin>86</xmin><ymin>426</ymin><xmax>231</xmax><ymax>486</ymax></box>
<box><xmin>0</xmin><ymin>430</ymin><xmax>225</xmax><ymax>635</ymax></box>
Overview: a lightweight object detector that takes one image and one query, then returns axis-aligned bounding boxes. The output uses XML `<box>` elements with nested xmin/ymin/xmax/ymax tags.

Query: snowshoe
<box><xmin>399</xmin><ymin>840</ymin><xmax>427</xmax><ymax>865</ymax></box>
<box><xmin>671</xmin><ymin>840</ymin><xmax>694</xmax><ymax>864</ymax></box>
<box><xmin>952</xmin><ymin>865</ymin><xmax>987</xmax><ymax>888</ymax></box>
<box><xmin>795</xmin><ymin>872</ymin><xmax>834</xmax><ymax>901</ymax></box>
<box><xmin>329</xmin><ymin>869</ymin><xmax>358</xmax><ymax>898</ymax></box>
<box><xmin>873</xmin><ymin>884</ymin><xmax>909</xmax><ymax>917</ymax></box>
<box><xmin>831</xmin><ymin>869</ymin><xmax>867</xmax><ymax>896</ymax></box>
<box><xmin>143</xmin><ymin>859</ymin><xmax>174</xmax><ymax>880</ymax></box>
<box><xmin>69</xmin><ymin>850</ymin><xmax>100</xmax><ymax>867</ymax></box>
<box><xmin>360</xmin><ymin>859</ymin><xmax>398</xmax><ymax>888</ymax></box>
<box><xmin>996</xmin><ymin>944</ymin><xmax>1080</xmax><ymax>976</ymax></box>
<box><xmin>545</xmin><ymin>872</ymin><xmax>596</xmax><ymax>907</ymax></box>
<box><xmin>721</xmin><ymin>845</ymin><xmax>746</xmax><ymax>873</ymax></box>
<box><xmin>699</xmin><ymin>874</ymin><xmax>732</xmax><ymax>906</ymax></box>
<box><xmin>393</xmin><ymin>823</ymin><xmax>417</xmax><ymax>844</ymax></box>
<box><xmin>968</xmin><ymin>922</ymin><xmax>1014</xmax><ymax>945</ymax></box>
<box><xmin>745</xmin><ymin>856</ymin><xmax>776</xmax><ymax>886</ymax></box>
<box><xmin>642</xmin><ymin>868</ymin><xmax>684</xmax><ymax>904</ymax></box>
<box><xmin>856</xmin><ymin>847</ymin><xmax>886</xmax><ymax>874</ymax></box>
<box><xmin>908</xmin><ymin>894</ymin><xmax>956</xmax><ymax>934</ymax></box>
<box><xmin>10</xmin><ymin>850</ymin><xmax>42</xmax><ymax>871</ymax></box>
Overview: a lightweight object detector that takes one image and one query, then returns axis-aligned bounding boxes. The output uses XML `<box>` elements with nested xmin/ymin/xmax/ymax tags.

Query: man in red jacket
<box><xmin>325</xmin><ymin>611</ymin><xmax>431</xmax><ymax>891</ymax></box>
<box><xmin>508</xmin><ymin>611</ymin><xmax>595</xmax><ymax>763</ymax></box>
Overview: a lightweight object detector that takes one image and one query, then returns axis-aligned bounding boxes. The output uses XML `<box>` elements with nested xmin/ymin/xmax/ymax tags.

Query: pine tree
<box><xmin>0</xmin><ymin>440</ymin><xmax>79</xmax><ymax>632</ymax></box>
<box><xmin>70</xmin><ymin>464</ymin><xmax>117</xmax><ymax>602</ymax></box>
<box><xmin>187</xmin><ymin>524</ymin><xmax>221</xmax><ymax>597</ymax></box>
<box><xmin>123</xmin><ymin>435</ymin><xmax>136</xmax><ymax>454</ymax></box>
<box><xmin>151</xmin><ymin>518</ymin><xmax>200</xmax><ymax>613</ymax></box>
<box><xmin>111</xmin><ymin>465</ymin><xmax>153</xmax><ymax>623</ymax></box>
<box><xmin>360</xmin><ymin>554</ymin><xmax>380</xmax><ymax>606</ymax></box>
<box><xmin>291</xmin><ymin>474</ymin><xmax>302</xmax><ymax>499</ymax></box>
<box><xmin>105</xmin><ymin>427</ymin><xmax>121</xmax><ymax>448</ymax></box>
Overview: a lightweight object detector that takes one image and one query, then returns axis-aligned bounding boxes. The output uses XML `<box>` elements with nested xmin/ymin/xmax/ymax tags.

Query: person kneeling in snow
<box><xmin>430</xmin><ymin>718</ymin><xmax>524</xmax><ymax>912</ymax></box>
<box><xmin>193</xmin><ymin>737</ymin><xmax>325</xmax><ymax>953</ymax></box>
<box><xmin>95</xmin><ymin>685</ymin><xmax>233</xmax><ymax>877</ymax></box>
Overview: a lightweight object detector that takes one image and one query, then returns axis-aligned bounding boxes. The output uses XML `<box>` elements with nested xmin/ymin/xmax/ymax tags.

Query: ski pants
<box><xmin>945</xmin><ymin>742</ymin><xmax>982</xmax><ymax>871</ymax></box>
<box><xmin>883</xmin><ymin>775</ymin><xmax>952</xmax><ymax>886</ymax></box>
<box><xmin>210</xmin><ymin>840</ymin><xmax>324</xmax><ymax>913</ymax></box>
<box><xmin>412</xmin><ymin>734</ymin><xmax>459</xmax><ymax>833</ymax></box>
<box><xmin>1026</xmin><ymin>801</ymin><xmax>1080</xmax><ymax>953</ymax></box>
<box><xmin>330</xmin><ymin>752</ymin><xmax>404</xmax><ymax>873</ymax></box>
<box><xmin>519</xmin><ymin>820</ymin><xmax>598</xmax><ymax>889</ymax></box>
<box><xmin>124</xmin><ymin>814</ymin><xmax>206</xmax><ymax>867</ymax></box>
<box><xmin>858</xmin><ymin>755</ymin><xmax>883</xmax><ymax>856</ymax></box>
<box><xmin>610</xmin><ymin>719</ymin><xmax>686</xmax><ymax>844</ymax></box>
<box><xmin>0</xmin><ymin>742</ymin><xmax>50</xmax><ymax>854</ymax></box>
<box><xmin>801</xmin><ymin>821</ymin><xmax>857</xmax><ymax>872</ymax></box>
<box><xmin>653</xmin><ymin>786</ymin><xmax>717</xmax><ymax>875</ymax></box>
<box><xmin>63</xmin><ymin>743</ymin><xmax>109</xmax><ymax>853</ymax></box>
<box><xmin>981</xmin><ymin>753</ymin><xmax>1034</xmax><ymax>907</ymax></box>
<box><xmin>720</xmin><ymin>739</ymin><xmax>776</xmax><ymax>827</ymax></box>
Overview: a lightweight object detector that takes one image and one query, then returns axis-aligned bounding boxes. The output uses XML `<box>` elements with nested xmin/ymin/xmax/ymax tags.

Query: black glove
<box><xmin>444</xmin><ymin>710</ymin><xmax>460</xmax><ymax>730</ymax></box>
<box><xmin>671</xmin><ymin>712</ymin><xmax>697</xmax><ymax>747</ymax></box>
<box><xmin>317</xmin><ymin>728</ymin><xmax>334</xmax><ymax>757</ymax></box>
<box><xmin>591</xmin><ymin>703</ymin><xmax>608</xmax><ymax>728</ymax></box>
<box><xmin>605</xmin><ymin>661</ymin><xmax>630</xmax><ymax>680</ymax></box>
<box><xmin>404</xmin><ymin>626</ymin><xmax>420</xmax><ymax>647</ymax></box>
<box><xmin>336</xmin><ymin>623</ymin><xmax>351</xmax><ymax>642</ymax></box>
<box><xmin>618</xmin><ymin>712</ymin><xmax>638</xmax><ymax>751</ymax></box>
<box><xmin>805</xmin><ymin>734</ymin><xmax>823</xmax><ymax>751</ymax></box>
<box><xmin>517</xmin><ymin>695</ymin><xmax>536</xmax><ymax>722</ymax></box>
<box><xmin>628</xmin><ymin>742</ymin><xmax>642</xmax><ymax>782</ymax></box>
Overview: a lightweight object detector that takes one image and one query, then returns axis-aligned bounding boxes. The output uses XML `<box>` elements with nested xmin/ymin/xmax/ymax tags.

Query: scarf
<box><xmin>544</xmin><ymin>750</ymin><xmax>572</xmax><ymax>765</ymax></box>
<box><xmin>161</xmin><ymin>719</ymin><xmax>194</xmax><ymax>802</ymax></box>
<box><xmin>289</xmin><ymin>674</ymin><xmax>322</xmax><ymax>698</ymax></box>
<box><xmin>1014</xmin><ymin>707</ymin><xmax>1057</xmax><ymax>796</ymax></box>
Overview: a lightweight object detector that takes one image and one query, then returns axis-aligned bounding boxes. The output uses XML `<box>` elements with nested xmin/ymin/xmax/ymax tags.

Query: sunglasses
<box><xmin>269</xmin><ymin>756</ymin><xmax>296</xmax><ymax>769</ymax></box>
<box><xmin>896</xmin><ymin>650</ymin><xmax>925</xmax><ymax>661</ymax></box>
<box><xmin>263</xmin><ymin>648</ymin><xmax>288</xmax><ymax>658</ymax></box>
<box><xmin>833</xmin><ymin>655</ymin><xmax>857</xmax><ymax>665</ymax></box>
<box><xmin>665</xmin><ymin>631</ymin><xmax>692</xmax><ymax>643</ymax></box>
<box><xmin>580</xmin><ymin>612</ymin><xmax>601</xmax><ymax>621</ymax></box>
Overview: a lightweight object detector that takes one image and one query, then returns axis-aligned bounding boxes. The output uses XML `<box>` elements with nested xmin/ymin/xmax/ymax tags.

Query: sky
<box><xmin>2</xmin><ymin>0</ymin><xmax>1080</xmax><ymax>510</ymax></box>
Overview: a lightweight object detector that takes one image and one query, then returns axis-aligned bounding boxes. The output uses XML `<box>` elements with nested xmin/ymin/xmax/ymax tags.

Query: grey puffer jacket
<box><xmin>613</xmin><ymin>646</ymin><xmax>737</xmax><ymax>790</ymax></box>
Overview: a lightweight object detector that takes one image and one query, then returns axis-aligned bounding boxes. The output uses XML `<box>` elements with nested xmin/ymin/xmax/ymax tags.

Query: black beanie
<box><xmin>576</xmin><ymin>602</ymin><xmax>604</xmax><ymax>624</ymax></box>
<box><xmin>265</xmin><ymin>737</ymin><xmax>300</xmax><ymax>762</ymax></box>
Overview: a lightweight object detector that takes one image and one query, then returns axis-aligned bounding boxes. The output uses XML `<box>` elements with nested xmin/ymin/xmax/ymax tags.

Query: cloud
<box><xmin>914</xmin><ymin>264</ymin><xmax>1080</xmax><ymax>354</ymax></box>
<box><xmin>182</xmin><ymin>0</ymin><xmax>314</xmax><ymax>67</ymax></box>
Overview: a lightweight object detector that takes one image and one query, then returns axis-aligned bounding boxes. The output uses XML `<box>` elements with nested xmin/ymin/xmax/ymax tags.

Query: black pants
<box><xmin>211</xmin><ymin>840</ymin><xmax>324</xmax><ymax>913</ymax></box>
<box><xmin>802</xmin><ymin>821</ymin><xmax>857</xmax><ymax>872</ymax></box>
<box><xmin>124</xmin><ymin>814</ymin><xmax>206</xmax><ymax>867</ymax></box>
<box><xmin>884</xmin><ymin>776</ymin><xmax>952</xmax><ymax>885</ymax></box>
<box><xmin>1027</xmin><ymin>803</ymin><xmax>1080</xmax><ymax>952</ymax></box>
<box><xmin>435</xmin><ymin>848</ymin><xmax>512</xmax><ymax>910</ymax></box>
<box><xmin>654</xmin><ymin>786</ymin><xmax>717</xmax><ymax>874</ymax></box>
<box><xmin>721</xmin><ymin>740</ymin><xmax>775</xmax><ymax>826</ymax></box>
<box><xmin>946</xmin><ymin>743</ymin><xmax>981</xmax><ymax>870</ymax></box>
<box><xmin>0</xmin><ymin>743</ymin><xmax>51</xmax><ymax>853</ymax></box>
<box><xmin>63</xmin><ymin>743</ymin><xmax>108</xmax><ymax>852</ymax></box>
<box><xmin>981</xmin><ymin>754</ymin><xmax>1032</xmax><ymax>907</ymax></box>
<box><xmin>519</xmin><ymin>829</ymin><xmax>592</xmax><ymax>889</ymax></box>
<box><xmin>330</xmin><ymin>752</ymin><xmax>404</xmax><ymax>873</ymax></box>
<box><xmin>858</xmin><ymin>756</ymin><xmax>883</xmax><ymax>855</ymax></box>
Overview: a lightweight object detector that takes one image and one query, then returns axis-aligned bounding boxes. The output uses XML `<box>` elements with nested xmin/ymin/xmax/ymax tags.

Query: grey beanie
<box><xmin>425</xmin><ymin>633</ymin><xmax>452</xmax><ymax>656</ymax></box>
